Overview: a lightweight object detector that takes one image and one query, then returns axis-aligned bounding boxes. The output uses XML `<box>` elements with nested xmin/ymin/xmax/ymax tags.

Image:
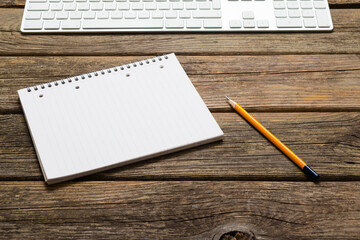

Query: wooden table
<box><xmin>1</xmin><ymin>1</ymin><xmax>360</xmax><ymax>239</ymax></box>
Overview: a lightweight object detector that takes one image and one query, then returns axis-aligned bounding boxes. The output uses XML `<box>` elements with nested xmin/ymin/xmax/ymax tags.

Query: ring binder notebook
<box><xmin>26</xmin><ymin>55</ymin><xmax>169</xmax><ymax>93</ymax></box>
<box><xmin>18</xmin><ymin>53</ymin><xmax>224</xmax><ymax>184</ymax></box>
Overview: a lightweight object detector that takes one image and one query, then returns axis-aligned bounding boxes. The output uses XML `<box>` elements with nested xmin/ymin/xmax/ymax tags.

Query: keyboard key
<box><xmin>314</xmin><ymin>1</ymin><xmax>327</xmax><ymax>8</ymax></box>
<box><xmin>118</xmin><ymin>3</ymin><xmax>130</xmax><ymax>10</ymax></box>
<box><xmin>132</xmin><ymin>2</ymin><xmax>144</xmax><ymax>10</ymax></box>
<box><xmin>26</xmin><ymin>12</ymin><xmax>42</xmax><ymax>20</ymax></box>
<box><xmin>70</xmin><ymin>12</ymin><xmax>82</xmax><ymax>19</ymax></box>
<box><xmin>152</xmin><ymin>11</ymin><xmax>164</xmax><ymax>18</ymax></box>
<box><xmin>173</xmin><ymin>2</ymin><xmax>184</xmax><ymax>9</ymax></box>
<box><xmin>61</xmin><ymin>20</ymin><xmax>81</xmax><ymax>29</ymax></box>
<box><xmin>56</xmin><ymin>12</ymin><xmax>69</xmax><ymax>19</ymax></box>
<box><xmin>243</xmin><ymin>20</ymin><xmax>255</xmax><ymax>28</ymax></box>
<box><xmin>300</xmin><ymin>1</ymin><xmax>313</xmax><ymax>8</ymax></box>
<box><xmin>83</xmin><ymin>12</ymin><xmax>96</xmax><ymax>19</ymax></box>
<box><xmin>288</xmin><ymin>10</ymin><xmax>300</xmax><ymax>18</ymax></box>
<box><xmin>303</xmin><ymin>18</ymin><xmax>316</xmax><ymax>28</ymax></box>
<box><xmin>229</xmin><ymin>19</ymin><xmax>242</xmax><ymax>28</ymax></box>
<box><xmin>165</xmin><ymin>19</ymin><xmax>184</xmax><ymax>28</ymax></box>
<box><xmin>274</xmin><ymin>10</ymin><xmax>287</xmax><ymax>18</ymax></box>
<box><xmin>193</xmin><ymin>10</ymin><xmax>221</xmax><ymax>18</ymax></box>
<box><xmin>198</xmin><ymin>2</ymin><xmax>210</xmax><ymax>9</ymax></box>
<box><xmin>145</xmin><ymin>3</ymin><xmax>157</xmax><ymax>10</ymax></box>
<box><xmin>23</xmin><ymin>20</ymin><xmax>43</xmax><ymax>29</ymax></box>
<box><xmin>124</xmin><ymin>12</ymin><xmax>137</xmax><ymax>18</ymax></box>
<box><xmin>111</xmin><ymin>12</ymin><xmax>123</xmax><ymax>19</ymax></box>
<box><xmin>64</xmin><ymin>3</ymin><xmax>76</xmax><ymax>10</ymax></box>
<box><xmin>276</xmin><ymin>18</ymin><xmax>302</xmax><ymax>27</ymax></box>
<box><xmin>159</xmin><ymin>2</ymin><xmax>170</xmax><ymax>9</ymax></box>
<box><xmin>165</xmin><ymin>11</ymin><xmax>177</xmax><ymax>18</ymax></box>
<box><xmin>43</xmin><ymin>12</ymin><xmax>55</xmax><ymax>19</ymax></box>
<box><xmin>50</xmin><ymin>3</ymin><xmax>63</xmax><ymax>11</ymax></box>
<box><xmin>179</xmin><ymin>11</ymin><xmax>191</xmax><ymax>18</ymax></box>
<box><xmin>92</xmin><ymin>3</ymin><xmax>103</xmax><ymax>10</ymax></box>
<box><xmin>302</xmin><ymin>10</ymin><xmax>314</xmax><ymax>17</ymax></box>
<box><xmin>315</xmin><ymin>10</ymin><xmax>330</xmax><ymax>27</ymax></box>
<box><xmin>257</xmin><ymin>19</ymin><xmax>269</xmax><ymax>28</ymax></box>
<box><xmin>203</xmin><ymin>19</ymin><xmax>222</xmax><ymax>28</ymax></box>
<box><xmin>287</xmin><ymin>2</ymin><xmax>299</xmax><ymax>9</ymax></box>
<box><xmin>185</xmin><ymin>2</ymin><xmax>197</xmax><ymax>10</ymax></box>
<box><xmin>27</xmin><ymin>3</ymin><xmax>49</xmax><ymax>11</ymax></box>
<box><xmin>273</xmin><ymin>2</ymin><xmax>285</xmax><ymax>9</ymax></box>
<box><xmin>78</xmin><ymin>3</ymin><xmax>90</xmax><ymax>10</ymax></box>
<box><xmin>82</xmin><ymin>20</ymin><xmax>164</xmax><ymax>28</ymax></box>
<box><xmin>212</xmin><ymin>0</ymin><xmax>221</xmax><ymax>9</ymax></box>
<box><xmin>186</xmin><ymin>19</ymin><xmax>202</xmax><ymax>28</ymax></box>
<box><xmin>44</xmin><ymin>20</ymin><xmax>61</xmax><ymax>29</ymax></box>
<box><xmin>138</xmin><ymin>11</ymin><xmax>150</xmax><ymax>18</ymax></box>
<box><xmin>29</xmin><ymin>0</ymin><xmax>47</xmax><ymax>2</ymax></box>
<box><xmin>104</xmin><ymin>3</ymin><xmax>117</xmax><ymax>10</ymax></box>
<box><xmin>97</xmin><ymin>12</ymin><xmax>109</xmax><ymax>19</ymax></box>
<box><xmin>242</xmin><ymin>11</ymin><xmax>254</xmax><ymax>19</ymax></box>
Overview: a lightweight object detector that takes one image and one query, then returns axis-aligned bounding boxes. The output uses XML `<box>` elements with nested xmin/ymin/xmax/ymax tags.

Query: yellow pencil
<box><xmin>225</xmin><ymin>96</ymin><xmax>319</xmax><ymax>181</ymax></box>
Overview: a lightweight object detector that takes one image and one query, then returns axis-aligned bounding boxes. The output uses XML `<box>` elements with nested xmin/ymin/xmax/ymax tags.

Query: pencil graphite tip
<box><xmin>225</xmin><ymin>96</ymin><xmax>236</xmax><ymax>108</ymax></box>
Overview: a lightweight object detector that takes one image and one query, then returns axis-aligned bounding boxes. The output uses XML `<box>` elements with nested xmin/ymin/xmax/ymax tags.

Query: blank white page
<box><xmin>18</xmin><ymin>53</ymin><xmax>223</xmax><ymax>184</ymax></box>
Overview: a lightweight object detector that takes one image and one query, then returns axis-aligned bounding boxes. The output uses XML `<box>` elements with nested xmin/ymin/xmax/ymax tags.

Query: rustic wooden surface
<box><xmin>1</xmin><ymin>0</ymin><xmax>359</xmax><ymax>239</ymax></box>
<box><xmin>1</xmin><ymin>182</ymin><xmax>360</xmax><ymax>239</ymax></box>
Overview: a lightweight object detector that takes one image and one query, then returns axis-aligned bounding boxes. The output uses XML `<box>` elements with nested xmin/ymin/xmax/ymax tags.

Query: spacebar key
<box><xmin>83</xmin><ymin>20</ymin><xmax>164</xmax><ymax>29</ymax></box>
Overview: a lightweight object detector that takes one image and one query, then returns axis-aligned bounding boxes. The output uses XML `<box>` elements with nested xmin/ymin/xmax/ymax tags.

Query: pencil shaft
<box><xmin>233</xmin><ymin>103</ymin><xmax>307</xmax><ymax>169</ymax></box>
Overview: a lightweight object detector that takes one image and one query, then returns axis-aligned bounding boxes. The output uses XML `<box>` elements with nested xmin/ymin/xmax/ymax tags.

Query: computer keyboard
<box><xmin>21</xmin><ymin>0</ymin><xmax>333</xmax><ymax>32</ymax></box>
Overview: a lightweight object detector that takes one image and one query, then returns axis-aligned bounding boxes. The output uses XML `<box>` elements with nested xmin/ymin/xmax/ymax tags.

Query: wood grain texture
<box><xmin>0</xmin><ymin>9</ymin><xmax>359</xmax><ymax>55</ymax></box>
<box><xmin>1</xmin><ymin>55</ymin><xmax>360</xmax><ymax>113</ymax></box>
<box><xmin>1</xmin><ymin>112</ymin><xmax>359</xmax><ymax>181</ymax></box>
<box><xmin>1</xmin><ymin>0</ymin><xmax>359</xmax><ymax>238</ymax></box>
<box><xmin>1</xmin><ymin>181</ymin><xmax>360</xmax><ymax>239</ymax></box>
<box><xmin>0</xmin><ymin>0</ymin><xmax>359</xmax><ymax>8</ymax></box>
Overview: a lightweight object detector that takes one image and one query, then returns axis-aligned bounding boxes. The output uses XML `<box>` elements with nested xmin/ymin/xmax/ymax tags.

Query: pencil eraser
<box><xmin>303</xmin><ymin>165</ymin><xmax>320</xmax><ymax>181</ymax></box>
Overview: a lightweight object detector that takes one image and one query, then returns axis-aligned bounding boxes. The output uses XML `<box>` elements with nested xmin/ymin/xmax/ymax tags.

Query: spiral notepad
<box><xmin>18</xmin><ymin>53</ymin><xmax>223</xmax><ymax>184</ymax></box>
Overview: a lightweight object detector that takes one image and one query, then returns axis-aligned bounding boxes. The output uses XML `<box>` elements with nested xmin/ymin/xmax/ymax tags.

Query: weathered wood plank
<box><xmin>0</xmin><ymin>0</ymin><xmax>359</xmax><ymax>8</ymax></box>
<box><xmin>0</xmin><ymin>9</ymin><xmax>359</xmax><ymax>55</ymax></box>
<box><xmin>1</xmin><ymin>112</ymin><xmax>359</xmax><ymax>181</ymax></box>
<box><xmin>1</xmin><ymin>181</ymin><xmax>359</xmax><ymax>239</ymax></box>
<box><xmin>1</xmin><ymin>55</ymin><xmax>359</xmax><ymax>113</ymax></box>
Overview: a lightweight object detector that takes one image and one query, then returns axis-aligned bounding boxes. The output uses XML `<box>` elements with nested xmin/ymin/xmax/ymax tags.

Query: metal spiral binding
<box><xmin>27</xmin><ymin>54</ymin><xmax>170</xmax><ymax>92</ymax></box>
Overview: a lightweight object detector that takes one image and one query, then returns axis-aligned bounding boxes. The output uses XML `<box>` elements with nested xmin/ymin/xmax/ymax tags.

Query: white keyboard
<box><xmin>21</xmin><ymin>0</ymin><xmax>333</xmax><ymax>32</ymax></box>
